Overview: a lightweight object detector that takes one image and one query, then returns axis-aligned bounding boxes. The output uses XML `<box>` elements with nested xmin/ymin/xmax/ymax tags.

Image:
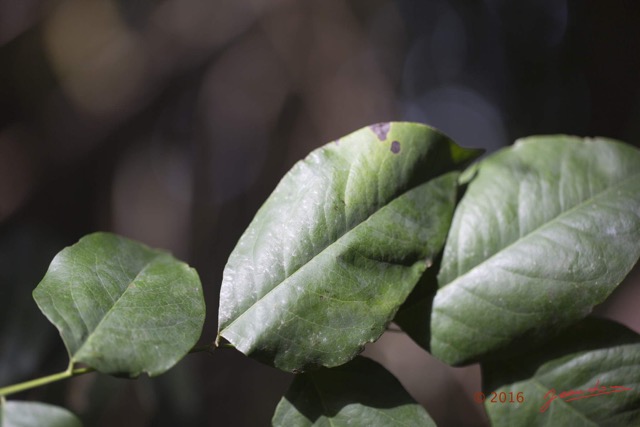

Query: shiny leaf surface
<box><xmin>432</xmin><ymin>136</ymin><xmax>640</xmax><ymax>364</ymax></box>
<box><xmin>272</xmin><ymin>356</ymin><xmax>435</xmax><ymax>426</ymax></box>
<box><xmin>33</xmin><ymin>233</ymin><xmax>205</xmax><ymax>377</ymax></box>
<box><xmin>482</xmin><ymin>318</ymin><xmax>640</xmax><ymax>426</ymax></box>
<box><xmin>218</xmin><ymin>122</ymin><xmax>481</xmax><ymax>372</ymax></box>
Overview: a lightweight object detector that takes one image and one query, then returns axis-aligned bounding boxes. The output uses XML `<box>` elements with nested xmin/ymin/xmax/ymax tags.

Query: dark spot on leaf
<box><xmin>370</xmin><ymin>122</ymin><xmax>390</xmax><ymax>141</ymax></box>
<box><xmin>391</xmin><ymin>140</ymin><xmax>401</xmax><ymax>154</ymax></box>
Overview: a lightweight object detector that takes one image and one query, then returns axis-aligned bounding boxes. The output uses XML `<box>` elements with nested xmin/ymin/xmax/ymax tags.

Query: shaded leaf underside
<box><xmin>272</xmin><ymin>356</ymin><xmax>436</xmax><ymax>426</ymax></box>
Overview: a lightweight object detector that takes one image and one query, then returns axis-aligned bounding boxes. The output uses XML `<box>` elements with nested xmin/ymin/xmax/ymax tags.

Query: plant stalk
<box><xmin>0</xmin><ymin>365</ymin><xmax>94</xmax><ymax>397</ymax></box>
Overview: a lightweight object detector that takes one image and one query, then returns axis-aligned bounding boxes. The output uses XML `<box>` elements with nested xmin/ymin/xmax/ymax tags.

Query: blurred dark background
<box><xmin>1</xmin><ymin>1</ymin><xmax>640</xmax><ymax>426</ymax></box>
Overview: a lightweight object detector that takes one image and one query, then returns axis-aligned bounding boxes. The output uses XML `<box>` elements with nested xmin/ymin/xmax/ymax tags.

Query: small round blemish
<box><xmin>390</xmin><ymin>140</ymin><xmax>401</xmax><ymax>154</ymax></box>
<box><xmin>370</xmin><ymin>122</ymin><xmax>391</xmax><ymax>141</ymax></box>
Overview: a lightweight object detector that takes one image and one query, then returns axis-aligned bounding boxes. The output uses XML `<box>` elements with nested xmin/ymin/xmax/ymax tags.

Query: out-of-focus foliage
<box><xmin>0</xmin><ymin>226</ymin><xmax>61</xmax><ymax>387</ymax></box>
<box><xmin>1</xmin><ymin>400</ymin><xmax>82</xmax><ymax>427</ymax></box>
<box><xmin>272</xmin><ymin>357</ymin><xmax>436</xmax><ymax>426</ymax></box>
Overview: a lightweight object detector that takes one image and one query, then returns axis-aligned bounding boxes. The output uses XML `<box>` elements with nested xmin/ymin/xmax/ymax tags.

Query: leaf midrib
<box><xmin>440</xmin><ymin>170</ymin><xmax>640</xmax><ymax>291</ymax></box>
<box><xmin>220</xmin><ymin>175</ymin><xmax>450</xmax><ymax>336</ymax></box>
<box><xmin>71</xmin><ymin>254</ymin><xmax>162</xmax><ymax>361</ymax></box>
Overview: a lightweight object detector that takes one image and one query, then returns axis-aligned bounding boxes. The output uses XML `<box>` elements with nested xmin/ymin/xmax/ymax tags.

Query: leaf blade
<box><xmin>481</xmin><ymin>318</ymin><xmax>640</xmax><ymax>427</ymax></box>
<box><xmin>218</xmin><ymin>122</ymin><xmax>480</xmax><ymax>371</ymax></box>
<box><xmin>272</xmin><ymin>356</ymin><xmax>436</xmax><ymax>427</ymax></box>
<box><xmin>33</xmin><ymin>233</ymin><xmax>205</xmax><ymax>377</ymax></box>
<box><xmin>1</xmin><ymin>400</ymin><xmax>82</xmax><ymax>427</ymax></box>
<box><xmin>431</xmin><ymin>136</ymin><xmax>640</xmax><ymax>365</ymax></box>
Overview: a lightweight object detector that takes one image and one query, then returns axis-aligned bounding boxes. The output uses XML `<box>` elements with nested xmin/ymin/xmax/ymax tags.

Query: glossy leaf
<box><xmin>33</xmin><ymin>233</ymin><xmax>205</xmax><ymax>377</ymax></box>
<box><xmin>482</xmin><ymin>318</ymin><xmax>640</xmax><ymax>426</ymax></box>
<box><xmin>272</xmin><ymin>356</ymin><xmax>435</xmax><ymax>426</ymax></box>
<box><xmin>218</xmin><ymin>122</ymin><xmax>481</xmax><ymax>371</ymax></box>
<box><xmin>432</xmin><ymin>136</ymin><xmax>640</xmax><ymax>365</ymax></box>
<box><xmin>0</xmin><ymin>400</ymin><xmax>82</xmax><ymax>427</ymax></box>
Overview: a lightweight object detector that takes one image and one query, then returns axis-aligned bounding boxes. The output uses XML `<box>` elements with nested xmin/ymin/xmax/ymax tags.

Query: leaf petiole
<box><xmin>0</xmin><ymin>363</ymin><xmax>94</xmax><ymax>397</ymax></box>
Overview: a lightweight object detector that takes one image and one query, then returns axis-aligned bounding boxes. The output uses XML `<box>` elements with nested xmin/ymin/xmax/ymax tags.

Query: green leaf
<box><xmin>1</xmin><ymin>400</ymin><xmax>82</xmax><ymax>427</ymax></box>
<box><xmin>431</xmin><ymin>136</ymin><xmax>640</xmax><ymax>365</ymax></box>
<box><xmin>218</xmin><ymin>122</ymin><xmax>481</xmax><ymax>371</ymax></box>
<box><xmin>272</xmin><ymin>356</ymin><xmax>436</xmax><ymax>426</ymax></box>
<box><xmin>32</xmin><ymin>232</ymin><xmax>205</xmax><ymax>377</ymax></box>
<box><xmin>481</xmin><ymin>318</ymin><xmax>640</xmax><ymax>426</ymax></box>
